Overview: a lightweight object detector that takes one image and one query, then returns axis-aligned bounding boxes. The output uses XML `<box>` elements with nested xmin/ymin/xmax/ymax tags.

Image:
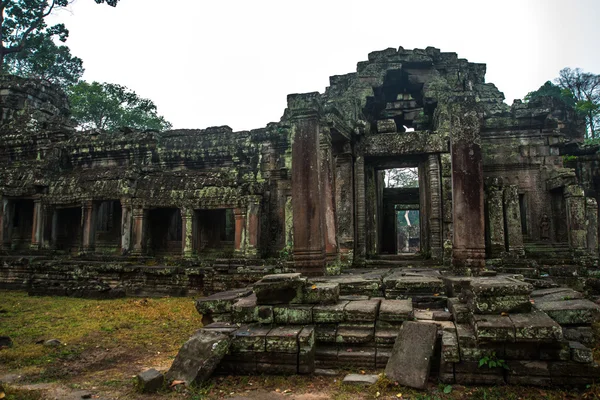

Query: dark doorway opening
<box><xmin>56</xmin><ymin>207</ymin><xmax>82</xmax><ymax>253</ymax></box>
<box><xmin>195</xmin><ymin>209</ymin><xmax>234</xmax><ymax>255</ymax></box>
<box><xmin>95</xmin><ymin>200</ymin><xmax>122</xmax><ymax>254</ymax></box>
<box><xmin>11</xmin><ymin>199</ymin><xmax>34</xmax><ymax>250</ymax></box>
<box><xmin>148</xmin><ymin>208</ymin><xmax>182</xmax><ymax>255</ymax></box>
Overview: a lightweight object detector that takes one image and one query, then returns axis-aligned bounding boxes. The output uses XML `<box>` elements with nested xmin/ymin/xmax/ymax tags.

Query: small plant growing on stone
<box><xmin>478</xmin><ymin>352</ymin><xmax>509</xmax><ymax>370</ymax></box>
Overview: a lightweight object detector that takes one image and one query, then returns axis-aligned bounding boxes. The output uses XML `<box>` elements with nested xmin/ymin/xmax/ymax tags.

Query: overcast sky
<box><xmin>49</xmin><ymin>0</ymin><xmax>600</xmax><ymax>131</ymax></box>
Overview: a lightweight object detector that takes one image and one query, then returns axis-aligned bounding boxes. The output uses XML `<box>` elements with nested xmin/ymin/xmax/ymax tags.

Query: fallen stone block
<box><xmin>384</xmin><ymin>321</ymin><xmax>437</xmax><ymax>389</ymax></box>
<box><xmin>303</xmin><ymin>282</ymin><xmax>340</xmax><ymax>304</ymax></box>
<box><xmin>253</xmin><ymin>273</ymin><xmax>306</xmax><ymax>305</ymax></box>
<box><xmin>136</xmin><ymin>368</ymin><xmax>165</xmax><ymax>393</ymax></box>
<box><xmin>509</xmin><ymin>310</ymin><xmax>563</xmax><ymax>342</ymax></box>
<box><xmin>232</xmin><ymin>293</ymin><xmax>273</xmax><ymax>324</ymax></box>
<box><xmin>342</xmin><ymin>373</ymin><xmax>379</xmax><ymax>386</ymax></box>
<box><xmin>166</xmin><ymin>329</ymin><xmax>230</xmax><ymax>385</ymax></box>
<box><xmin>535</xmin><ymin>299</ymin><xmax>600</xmax><ymax>325</ymax></box>
<box><xmin>195</xmin><ymin>288</ymin><xmax>253</xmax><ymax>316</ymax></box>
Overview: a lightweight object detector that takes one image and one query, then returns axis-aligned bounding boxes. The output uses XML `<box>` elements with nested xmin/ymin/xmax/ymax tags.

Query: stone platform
<box><xmin>187</xmin><ymin>270</ymin><xmax>600</xmax><ymax>387</ymax></box>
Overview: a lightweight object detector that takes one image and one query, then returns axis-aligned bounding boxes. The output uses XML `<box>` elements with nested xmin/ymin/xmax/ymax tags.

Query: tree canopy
<box><xmin>0</xmin><ymin>0</ymin><xmax>118</xmax><ymax>77</ymax></box>
<box><xmin>69</xmin><ymin>81</ymin><xmax>172</xmax><ymax>132</ymax></box>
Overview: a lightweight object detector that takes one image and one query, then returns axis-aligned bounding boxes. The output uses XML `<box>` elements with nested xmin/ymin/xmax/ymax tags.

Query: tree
<box><xmin>524</xmin><ymin>81</ymin><xmax>575</xmax><ymax>107</ymax></box>
<box><xmin>69</xmin><ymin>81</ymin><xmax>172</xmax><ymax>132</ymax></box>
<box><xmin>385</xmin><ymin>167</ymin><xmax>419</xmax><ymax>188</ymax></box>
<box><xmin>0</xmin><ymin>0</ymin><xmax>118</xmax><ymax>71</ymax></box>
<box><xmin>3</xmin><ymin>32</ymin><xmax>83</xmax><ymax>88</ymax></box>
<box><xmin>555</xmin><ymin>68</ymin><xmax>600</xmax><ymax>139</ymax></box>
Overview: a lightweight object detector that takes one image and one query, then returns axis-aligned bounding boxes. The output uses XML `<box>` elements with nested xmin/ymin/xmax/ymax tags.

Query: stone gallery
<box><xmin>2</xmin><ymin>46</ymin><xmax>600</xmax><ymax>387</ymax></box>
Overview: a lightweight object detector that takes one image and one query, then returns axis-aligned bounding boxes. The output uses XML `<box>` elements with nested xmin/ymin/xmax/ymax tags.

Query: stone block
<box><xmin>337</xmin><ymin>347</ymin><xmax>376</xmax><ymax>368</ymax></box>
<box><xmin>549</xmin><ymin>361</ymin><xmax>600</xmax><ymax>380</ymax></box>
<box><xmin>504</xmin><ymin>343</ymin><xmax>539</xmax><ymax>360</ymax></box>
<box><xmin>532</xmin><ymin>287</ymin><xmax>584</xmax><ymax>302</ymax></box>
<box><xmin>303</xmin><ymin>282</ymin><xmax>340</xmax><ymax>304</ymax></box>
<box><xmin>266</xmin><ymin>326</ymin><xmax>301</xmax><ymax>353</ymax></box>
<box><xmin>507</xmin><ymin>360</ymin><xmax>550</xmax><ymax>377</ymax></box>
<box><xmin>570</xmin><ymin>341</ymin><xmax>593</xmax><ymax>364</ymax></box>
<box><xmin>535</xmin><ymin>299</ymin><xmax>600</xmax><ymax>325</ymax></box>
<box><xmin>195</xmin><ymin>288</ymin><xmax>253</xmax><ymax>315</ymax></box>
<box><xmin>384</xmin><ymin>321</ymin><xmax>437</xmax><ymax>389</ymax></box>
<box><xmin>506</xmin><ymin>375</ymin><xmax>552</xmax><ymax>386</ymax></box>
<box><xmin>166</xmin><ymin>329</ymin><xmax>231</xmax><ymax>385</ymax></box>
<box><xmin>315</xmin><ymin>346</ymin><xmax>338</xmax><ymax>368</ymax></box>
<box><xmin>376</xmin><ymin>348</ymin><xmax>392</xmax><ymax>368</ymax></box>
<box><xmin>273</xmin><ymin>304</ymin><xmax>313</xmax><ymax>325</ymax></box>
<box><xmin>378</xmin><ymin>299</ymin><xmax>413</xmax><ymax>322</ymax></box>
<box><xmin>253</xmin><ymin>273</ymin><xmax>306</xmax><ymax>305</ymax></box>
<box><xmin>467</xmin><ymin>276</ymin><xmax>533</xmax><ymax>297</ymax></box>
<box><xmin>231</xmin><ymin>325</ymin><xmax>272</xmax><ymax>353</ymax></box>
<box><xmin>433</xmin><ymin>310</ymin><xmax>453</xmax><ymax>321</ymax></box>
<box><xmin>509</xmin><ymin>310</ymin><xmax>563</xmax><ymax>342</ymax></box>
<box><xmin>336</xmin><ymin>325</ymin><xmax>374</xmax><ymax>344</ymax></box>
<box><xmin>383</xmin><ymin>274</ymin><xmax>445</xmax><ymax>297</ymax></box>
<box><xmin>344</xmin><ymin>299</ymin><xmax>380</xmax><ymax>322</ymax></box>
<box><xmin>375</xmin><ymin>328</ymin><xmax>400</xmax><ymax>347</ymax></box>
<box><xmin>441</xmin><ymin>330</ymin><xmax>460</xmax><ymax>363</ymax></box>
<box><xmin>468</xmin><ymin>294</ymin><xmax>532</xmax><ymax>314</ymax></box>
<box><xmin>459</xmin><ymin>342</ymin><xmax>505</xmax><ymax>362</ymax></box>
<box><xmin>136</xmin><ymin>368</ymin><xmax>164</xmax><ymax>393</ymax></box>
<box><xmin>563</xmin><ymin>326</ymin><xmax>594</xmax><ymax>346</ymax></box>
<box><xmin>448</xmin><ymin>297</ymin><xmax>469</xmax><ymax>324</ymax></box>
<box><xmin>456</xmin><ymin>323</ymin><xmax>477</xmax><ymax>350</ymax></box>
<box><xmin>438</xmin><ymin>361</ymin><xmax>455</xmax><ymax>384</ymax></box>
<box><xmin>472</xmin><ymin>314</ymin><xmax>515</xmax><ymax>343</ymax></box>
<box><xmin>539</xmin><ymin>341</ymin><xmax>570</xmax><ymax>361</ymax></box>
<box><xmin>298</xmin><ymin>326</ymin><xmax>316</xmax><ymax>374</ymax></box>
<box><xmin>315</xmin><ymin>324</ymin><xmax>337</xmax><ymax>343</ymax></box>
<box><xmin>342</xmin><ymin>374</ymin><xmax>379</xmax><ymax>386</ymax></box>
<box><xmin>376</xmin><ymin>119</ymin><xmax>397</xmax><ymax>133</ymax></box>
<box><xmin>313</xmin><ymin>301</ymin><xmax>349</xmax><ymax>323</ymax></box>
<box><xmin>215</xmin><ymin>352</ymin><xmax>256</xmax><ymax>375</ymax></box>
<box><xmin>201</xmin><ymin>322</ymin><xmax>239</xmax><ymax>335</ymax></box>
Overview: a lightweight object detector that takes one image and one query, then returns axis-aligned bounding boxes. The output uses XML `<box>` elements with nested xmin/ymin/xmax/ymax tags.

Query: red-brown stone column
<box><xmin>131</xmin><ymin>206</ymin><xmax>146</xmax><ymax>255</ymax></box>
<box><xmin>120</xmin><ymin>200</ymin><xmax>132</xmax><ymax>255</ymax></box>
<box><xmin>335</xmin><ymin>151</ymin><xmax>355</xmax><ymax>261</ymax></box>
<box><xmin>450</xmin><ymin>104</ymin><xmax>486</xmax><ymax>273</ymax></box>
<box><xmin>234</xmin><ymin>207</ymin><xmax>246</xmax><ymax>255</ymax></box>
<box><xmin>181</xmin><ymin>208</ymin><xmax>194</xmax><ymax>258</ymax></box>
<box><xmin>320</xmin><ymin>128</ymin><xmax>337</xmax><ymax>262</ymax></box>
<box><xmin>288</xmin><ymin>93</ymin><xmax>326</xmax><ymax>276</ymax></box>
<box><xmin>246</xmin><ymin>196</ymin><xmax>261</xmax><ymax>258</ymax></box>
<box><xmin>81</xmin><ymin>201</ymin><xmax>97</xmax><ymax>254</ymax></box>
<box><xmin>30</xmin><ymin>199</ymin><xmax>44</xmax><ymax>250</ymax></box>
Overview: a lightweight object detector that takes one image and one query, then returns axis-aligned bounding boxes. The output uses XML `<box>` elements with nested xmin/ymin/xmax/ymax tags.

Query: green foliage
<box><xmin>443</xmin><ymin>384</ymin><xmax>453</xmax><ymax>394</ymax></box>
<box><xmin>524</xmin><ymin>81</ymin><xmax>576</xmax><ymax>107</ymax></box>
<box><xmin>478</xmin><ymin>352</ymin><xmax>509</xmax><ymax>370</ymax></box>
<box><xmin>68</xmin><ymin>81</ymin><xmax>172</xmax><ymax>132</ymax></box>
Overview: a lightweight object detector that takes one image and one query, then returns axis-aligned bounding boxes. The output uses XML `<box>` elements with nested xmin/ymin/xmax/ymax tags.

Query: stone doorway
<box><xmin>10</xmin><ymin>199</ymin><xmax>34</xmax><ymax>250</ymax></box>
<box><xmin>55</xmin><ymin>207</ymin><xmax>82</xmax><ymax>253</ymax></box>
<box><xmin>147</xmin><ymin>208</ymin><xmax>182</xmax><ymax>255</ymax></box>
<box><xmin>194</xmin><ymin>209</ymin><xmax>235</xmax><ymax>256</ymax></box>
<box><xmin>95</xmin><ymin>200</ymin><xmax>123</xmax><ymax>254</ymax></box>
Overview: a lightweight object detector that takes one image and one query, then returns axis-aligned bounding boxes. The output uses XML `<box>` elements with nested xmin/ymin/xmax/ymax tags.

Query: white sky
<box><xmin>49</xmin><ymin>0</ymin><xmax>600</xmax><ymax>131</ymax></box>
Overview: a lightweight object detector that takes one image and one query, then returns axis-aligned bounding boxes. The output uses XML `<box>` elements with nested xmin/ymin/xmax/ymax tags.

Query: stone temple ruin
<box><xmin>3</xmin><ymin>46</ymin><xmax>600</xmax><ymax>387</ymax></box>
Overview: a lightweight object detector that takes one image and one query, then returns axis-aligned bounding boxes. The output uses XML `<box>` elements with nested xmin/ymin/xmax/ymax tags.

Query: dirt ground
<box><xmin>1</xmin><ymin>291</ymin><xmax>599</xmax><ymax>400</ymax></box>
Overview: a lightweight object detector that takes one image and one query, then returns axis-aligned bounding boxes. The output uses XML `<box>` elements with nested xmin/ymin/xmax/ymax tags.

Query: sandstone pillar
<box><xmin>320</xmin><ymin>128</ymin><xmax>337</xmax><ymax>262</ymax></box>
<box><xmin>288</xmin><ymin>93</ymin><xmax>326</xmax><ymax>275</ymax></box>
<box><xmin>450</xmin><ymin>105</ymin><xmax>485</xmax><ymax>272</ymax></box>
<box><xmin>120</xmin><ymin>200</ymin><xmax>132</xmax><ymax>255</ymax></box>
<box><xmin>131</xmin><ymin>206</ymin><xmax>146</xmax><ymax>255</ymax></box>
<box><xmin>586</xmin><ymin>197</ymin><xmax>598</xmax><ymax>256</ymax></box>
<box><xmin>354</xmin><ymin>154</ymin><xmax>366</xmax><ymax>265</ymax></box>
<box><xmin>50</xmin><ymin>208</ymin><xmax>58</xmax><ymax>250</ymax></box>
<box><xmin>81</xmin><ymin>201</ymin><xmax>97</xmax><ymax>253</ymax></box>
<box><xmin>234</xmin><ymin>207</ymin><xmax>246</xmax><ymax>255</ymax></box>
<box><xmin>428</xmin><ymin>154</ymin><xmax>443</xmax><ymax>260</ymax></box>
<box><xmin>503</xmin><ymin>185</ymin><xmax>524</xmax><ymax>256</ymax></box>
<box><xmin>181</xmin><ymin>208</ymin><xmax>194</xmax><ymax>258</ymax></box>
<box><xmin>246</xmin><ymin>196</ymin><xmax>260</xmax><ymax>258</ymax></box>
<box><xmin>0</xmin><ymin>197</ymin><xmax>11</xmax><ymax>250</ymax></box>
<box><xmin>365</xmin><ymin>165</ymin><xmax>378</xmax><ymax>257</ymax></box>
<box><xmin>565</xmin><ymin>185</ymin><xmax>587</xmax><ymax>252</ymax></box>
<box><xmin>335</xmin><ymin>151</ymin><xmax>354</xmax><ymax>260</ymax></box>
<box><xmin>486</xmin><ymin>184</ymin><xmax>506</xmax><ymax>258</ymax></box>
<box><xmin>30</xmin><ymin>199</ymin><xmax>44</xmax><ymax>250</ymax></box>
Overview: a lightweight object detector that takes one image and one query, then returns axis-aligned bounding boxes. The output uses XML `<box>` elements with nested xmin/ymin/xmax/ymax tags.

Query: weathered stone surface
<box><xmin>448</xmin><ymin>297</ymin><xmax>470</xmax><ymax>323</ymax></box>
<box><xmin>303</xmin><ymin>282</ymin><xmax>340</xmax><ymax>304</ymax></box>
<box><xmin>467</xmin><ymin>276</ymin><xmax>533</xmax><ymax>297</ymax></box>
<box><xmin>196</xmin><ymin>288</ymin><xmax>253</xmax><ymax>315</ymax></box>
<box><xmin>468</xmin><ymin>294</ymin><xmax>532</xmax><ymax>314</ymax></box>
<box><xmin>509</xmin><ymin>311</ymin><xmax>563</xmax><ymax>342</ymax></box>
<box><xmin>384</xmin><ymin>321</ymin><xmax>437</xmax><ymax>389</ymax></box>
<box><xmin>375</xmin><ymin>328</ymin><xmax>400</xmax><ymax>347</ymax></box>
<box><xmin>344</xmin><ymin>299</ymin><xmax>380</xmax><ymax>322</ymax></box>
<box><xmin>441</xmin><ymin>330</ymin><xmax>460</xmax><ymax>363</ymax></box>
<box><xmin>136</xmin><ymin>368</ymin><xmax>165</xmax><ymax>393</ymax></box>
<box><xmin>472</xmin><ymin>314</ymin><xmax>515</xmax><ymax>342</ymax></box>
<box><xmin>166</xmin><ymin>329</ymin><xmax>230</xmax><ymax>385</ymax></box>
<box><xmin>569</xmin><ymin>341</ymin><xmax>593</xmax><ymax>364</ymax></box>
<box><xmin>315</xmin><ymin>324</ymin><xmax>337</xmax><ymax>343</ymax></box>
<box><xmin>273</xmin><ymin>304</ymin><xmax>313</xmax><ymax>325</ymax></box>
<box><xmin>253</xmin><ymin>273</ymin><xmax>306</xmax><ymax>305</ymax></box>
<box><xmin>342</xmin><ymin>374</ymin><xmax>379</xmax><ymax>385</ymax></box>
<box><xmin>336</xmin><ymin>325</ymin><xmax>374</xmax><ymax>344</ymax></box>
<box><xmin>532</xmin><ymin>287</ymin><xmax>584</xmax><ymax>302</ymax></box>
<box><xmin>337</xmin><ymin>347</ymin><xmax>376</xmax><ymax>368</ymax></box>
<box><xmin>383</xmin><ymin>274</ymin><xmax>445</xmax><ymax>298</ymax></box>
<box><xmin>378</xmin><ymin>299</ymin><xmax>413</xmax><ymax>322</ymax></box>
<box><xmin>313</xmin><ymin>301</ymin><xmax>349</xmax><ymax>323</ymax></box>
<box><xmin>231</xmin><ymin>325</ymin><xmax>272</xmax><ymax>353</ymax></box>
<box><xmin>202</xmin><ymin>322</ymin><xmax>239</xmax><ymax>334</ymax></box>
<box><xmin>266</xmin><ymin>326</ymin><xmax>301</xmax><ymax>353</ymax></box>
<box><xmin>535</xmin><ymin>299</ymin><xmax>600</xmax><ymax>325</ymax></box>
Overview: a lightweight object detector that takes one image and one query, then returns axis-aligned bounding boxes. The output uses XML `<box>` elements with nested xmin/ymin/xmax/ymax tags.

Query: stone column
<box><xmin>181</xmin><ymin>208</ymin><xmax>194</xmax><ymax>258</ymax></box>
<box><xmin>565</xmin><ymin>185</ymin><xmax>587</xmax><ymax>252</ymax></box>
<box><xmin>586</xmin><ymin>197</ymin><xmax>598</xmax><ymax>256</ymax></box>
<box><xmin>335</xmin><ymin>151</ymin><xmax>354</xmax><ymax>261</ymax></box>
<box><xmin>1</xmin><ymin>198</ymin><xmax>13</xmax><ymax>250</ymax></box>
<box><xmin>81</xmin><ymin>201</ymin><xmax>97</xmax><ymax>253</ymax></box>
<box><xmin>120</xmin><ymin>200</ymin><xmax>132</xmax><ymax>255</ymax></box>
<box><xmin>354</xmin><ymin>154</ymin><xmax>366</xmax><ymax>265</ymax></box>
<box><xmin>246</xmin><ymin>196</ymin><xmax>261</xmax><ymax>258</ymax></box>
<box><xmin>503</xmin><ymin>185</ymin><xmax>524</xmax><ymax>256</ymax></box>
<box><xmin>365</xmin><ymin>165</ymin><xmax>378</xmax><ymax>257</ymax></box>
<box><xmin>486</xmin><ymin>182</ymin><xmax>506</xmax><ymax>258</ymax></box>
<box><xmin>288</xmin><ymin>93</ymin><xmax>326</xmax><ymax>275</ymax></box>
<box><xmin>131</xmin><ymin>206</ymin><xmax>146</xmax><ymax>255</ymax></box>
<box><xmin>428</xmin><ymin>154</ymin><xmax>443</xmax><ymax>260</ymax></box>
<box><xmin>50</xmin><ymin>208</ymin><xmax>58</xmax><ymax>250</ymax></box>
<box><xmin>450</xmin><ymin>103</ymin><xmax>486</xmax><ymax>272</ymax></box>
<box><xmin>30</xmin><ymin>199</ymin><xmax>44</xmax><ymax>250</ymax></box>
<box><xmin>320</xmin><ymin>128</ymin><xmax>337</xmax><ymax>262</ymax></box>
<box><xmin>234</xmin><ymin>207</ymin><xmax>247</xmax><ymax>255</ymax></box>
